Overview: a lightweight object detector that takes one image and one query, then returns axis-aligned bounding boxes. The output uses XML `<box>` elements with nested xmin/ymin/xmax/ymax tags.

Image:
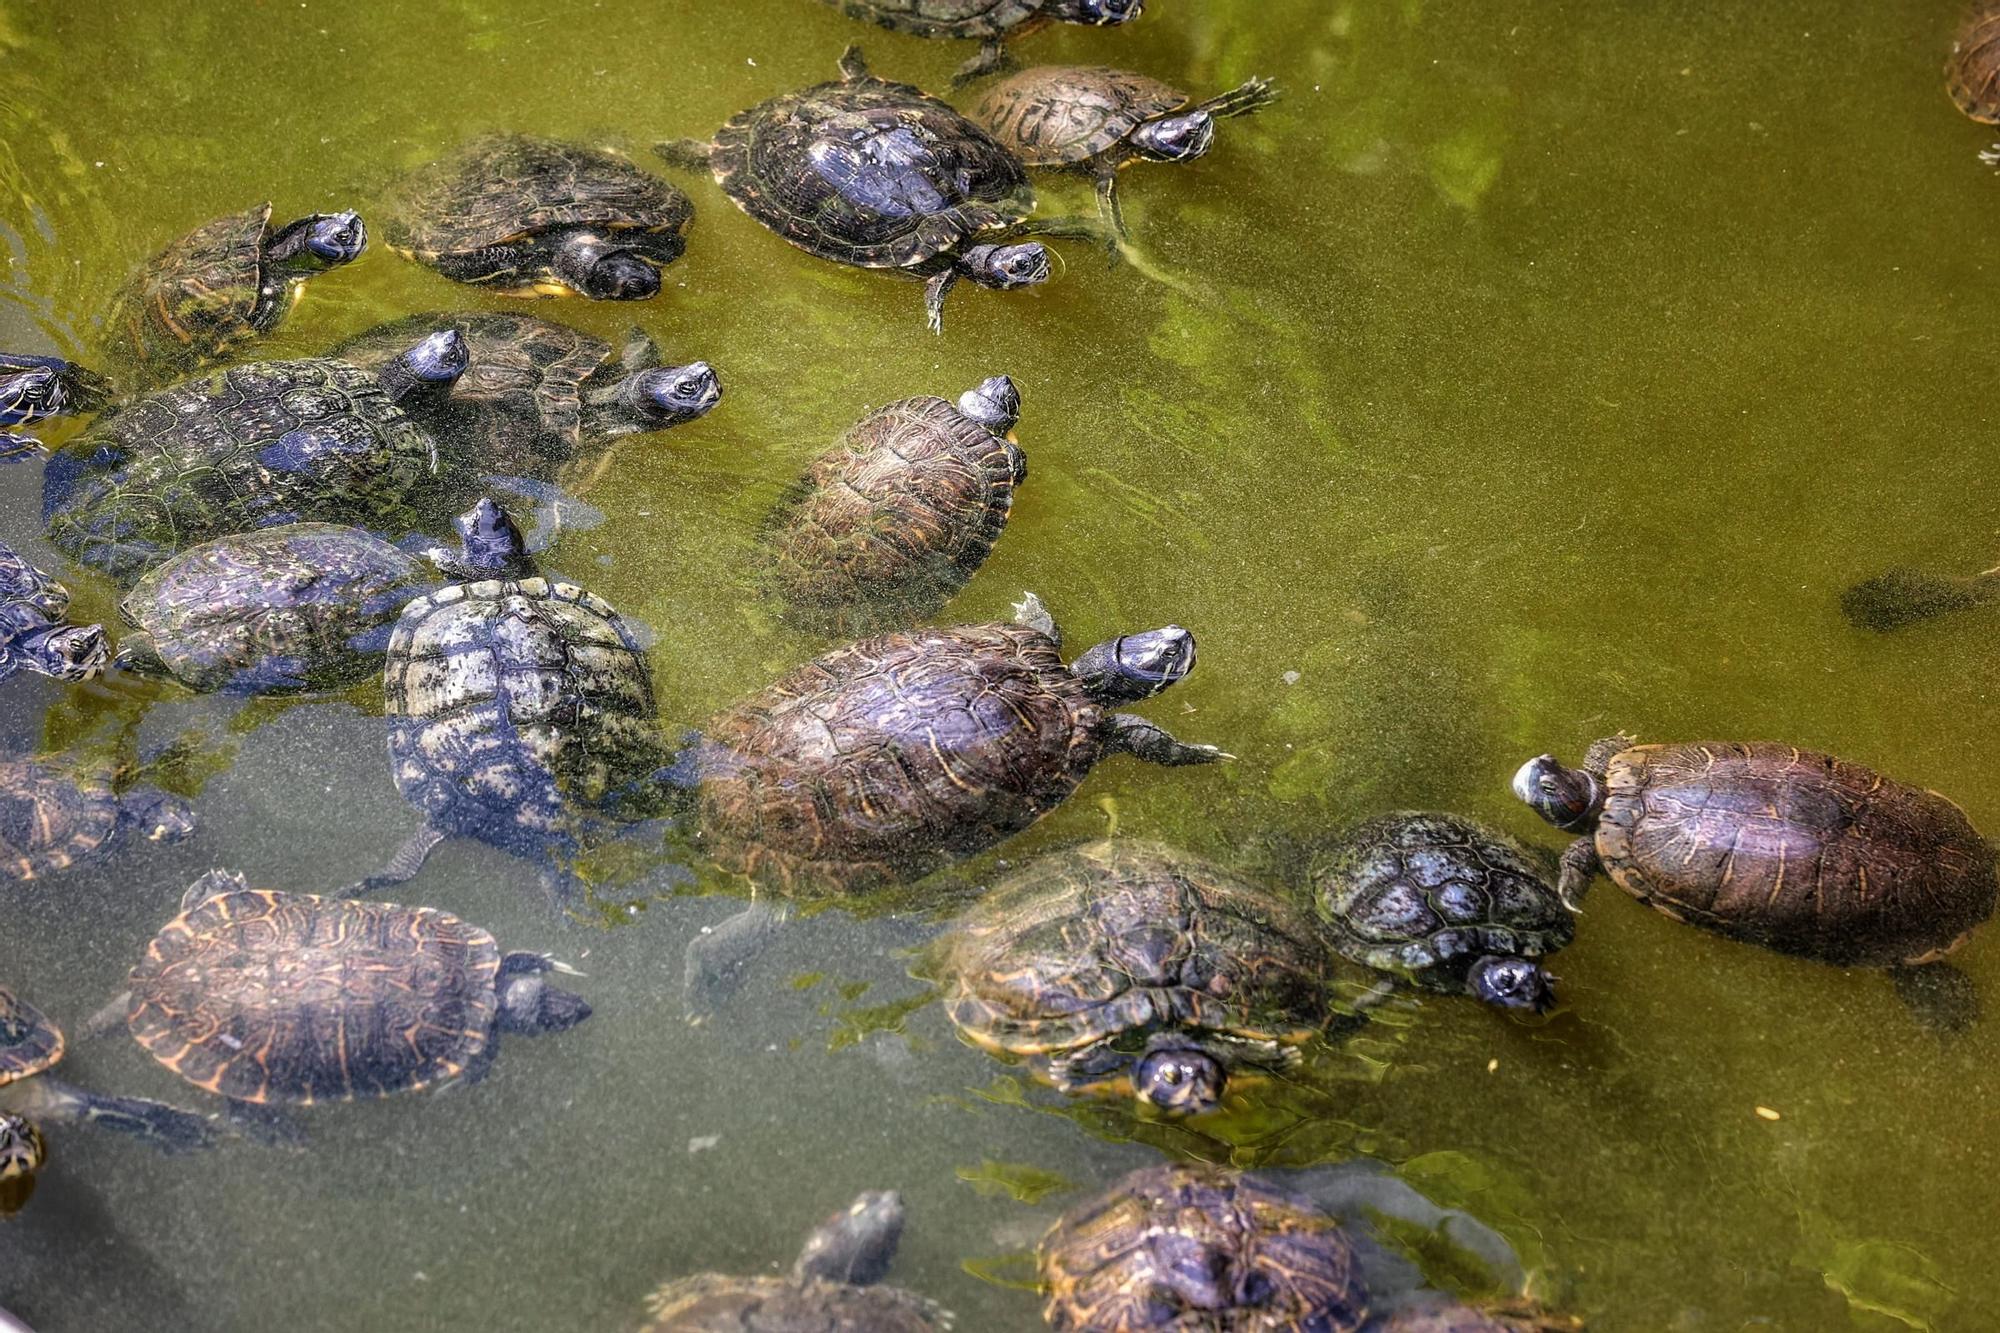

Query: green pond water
<box><xmin>0</xmin><ymin>0</ymin><xmax>1996</xmax><ymax>1328</ymax></box>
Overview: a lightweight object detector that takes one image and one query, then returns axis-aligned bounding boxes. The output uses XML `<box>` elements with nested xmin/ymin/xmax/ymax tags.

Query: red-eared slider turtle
<box><xmin>119</xmin><ymin>870</ymin><xmax>589</xmax><ymax>1115</ymax></box>
<box><xmin>763</xmin><ymin>374</ymin><xmax>1024</xmax><ymax>634</ymax></box>
<box><xmin>383</xmin><ymin>135</ymin><xmax>692</xmax><ymax>300</ymax></box>
<box><xmin>0</xmin><ymin>353</ymin><xmax>109</xmax><ymax>461</ymax></box>
<box><xmin>642</xmin><ymin>1190</ymin><xmax>948</xmax><ymax>1331</ymax></box>
<box><xmin>657</xmin><ymin>47</ymin><xmax>1056</xmax><ymax>332</ymax></box>
<box><xmin>936</xmin><ymin>840</ymin><xmax>1384</xmax><ymax>1116</ymax></box>
<box><xmin>1949</xmin><ymin>5</ymin><xmax>2000</xmax><ymax>123</ymax></box>
<box><xmin>1312</xmin><ymin>812</ymin><xmax>1573</xmax><ymax>1014</ymax></box>
<box><xmin>41</xmin><ymin>329</ymin><xmax>466</xmax><ymax>583</ymax></box>
<box><xmin>0</xmin><ymin>754</ymin><xmax>195</xmax><ymax>883</ymax></box>
<box><xmin>821</xmin><ymin>0</ymin><xmax>1143</xmax><ymax>86</ymax></box>
<box><xmin>972</xmin><ymin>67</ymin><xmax>1277</xmax><ymax>236</ymax></box>
<box><xmin>1038</xmin><ymin>1163</ymin><xmax>1371</xmax><ymax>1332</ymax></box>
<box><xmin>1366</xmin><ymin>1296</ymin><xmax>1584</xmax><ymax>1333</ymax></box>
<box><xmin>694</xmin><ymin>592</ymin><xmax>1224</xmax><ymax>895</ymax></box>
<box><xmin>0</xmin><ymin>539</ymin><xmax>107</xmax><ymax>682</ymax></box>
<box><xmin>1515</xmin><ymin>737</ymin><xmax>1998</xmax><ymax>1027</ymax></box>
<box><xmin>102</xmin><ymin>204</ymin><xmax>366</xmax><ymax>389</ymax></box>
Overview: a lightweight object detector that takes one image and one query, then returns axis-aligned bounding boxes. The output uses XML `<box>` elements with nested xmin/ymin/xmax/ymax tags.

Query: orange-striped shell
<box><xmin>0</xmin><ymin>987</ymin><xmax>64</xmax><ymax>1085</ymax></box>
<box><xmin>1948</xmin><ymin>5</ymin><xmax>2000</xmax><ymax>123</ymax></box>
<box><xmin>0</xmin><ymin>758</ymin><xmax>121</xmax><ymax>882</ymax></box>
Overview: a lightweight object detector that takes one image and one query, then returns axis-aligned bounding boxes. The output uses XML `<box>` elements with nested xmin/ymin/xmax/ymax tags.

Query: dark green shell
<box><xmin>973</xmin><ymin>66</ymin><xmax>1189</xmax><ymax>166</ymax></box>
<box><xmin>821</xmin><ymin>0</ymin><xmax>1041</xmax><ymax>38</ymax></box>
<box><xmin>102</xmin><ymin>204</ymin><xmax>277</xmax><ymax>384</ymax></box>
<box><xmin>0</xmin><ymin>759</ymin><xmax>120</xmax><ymax>882</ymax></box>
<box><xmin>640</xmin><ymin>1274</ymin><xmax>945</xmax><ymax>1332</ymax></box>
<box><xmin>0</xmin><ymin>988</ymin><xmax>63</xmax><ymax>1086</ymax></box>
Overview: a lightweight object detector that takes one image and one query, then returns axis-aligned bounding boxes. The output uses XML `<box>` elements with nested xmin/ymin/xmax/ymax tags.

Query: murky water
<box><xmin>1</xmin><ymin>0</ymin><xmax>1996</xmax><ymax>1329</ymax></box>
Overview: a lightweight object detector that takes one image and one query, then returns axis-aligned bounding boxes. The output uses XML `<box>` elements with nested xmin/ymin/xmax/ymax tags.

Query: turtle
<box><xmin>935</xmin><ymin>839</ymin><xmax>1386</xmax><ymax>1117</ymax></box>
<box><xmin>101</xmin><ymin>203</ymin><xmax>367</xmax><ymax>389</ymax></box>
<box><xmin>116</xmin><ymin>869</ymin><xmax>589</xmax><ymax>1119</ymax></box>
<box><xmin>0</xmin><ymin>985</ymin><xmax>216</xmax><ymax>1216</ymax></box>
<box><xmin>0</xmin><ymin>753</ymin><xmax>196</xmax><ymax>883</ymax></box>
<box><xmin>1840</xmin><ymin>558</ymin><xmax>2000</xmax><ymax>632</ymax></box>
<box><xmin>1310</xmin><ymin>812</ymin><xmax>1574</xmax><ymax>1014</ymax></box>
<box><xmin>657</xmin><ymin>47</ymin><xmax>1059</xmax><ymax>333</ymax></box>
<box><xmin>1364</xmin><ymin>1296</ymin><xmax>1584</xmax><ymax>1333</ymax></box>
<box><xmin>1948</xmin><ymin>4</ymin><xmax>2000</xmax><ymax>124</ymax></box>
<box><xmin>41</xmin><ymin>329</ymin><xmax>467</xmax><ymax>583</ymax></box>
<box><xmin>382</xmin><ymin>134</ymin><xmax>692</xmax><ymax>300</ymax></box>
<box><xmin>1514</xmin><ymin>736</ymin><xmax>1999</xmax><ymax>1028</ymax></box>
<box><xmin>762</xmin><ymin>374</ymin><xmax>1025</xmax><ymax>635</ymax></box>
<box><xmin>819</xmin><ymin>0</ymin><xmax>1144</xmax><ymax>87</ymax></box>
<box><xmin>693</xmin><ymin>591</ymin><xmax>1225</xmax><ymax>896</ymax></box>
<box><xmin>356</xmin><ymin>498</ymin><xmax>671</xmax><ymax>910</ymax></box>
<box><xmin>1037</xmin><ymin>1163</ymin><xmax>1371</xmax><ymax>1332</ymax></box>
<box><xmin>0</xmin><ymin>353</ymin><xmax>110</xmax><ymax>462</ymax></box>
<box><xmin>971</xmin><ymin>67</ymin><xmax>1279</xmax><ymax>237</ymax></box>
<box><xmin>0</xmin><ymin>539</ymin><xmax>108</xmax><ymax>683</ymax></box>
<box><xmin>641</xmin><ymin>1190</ymin><xmax>949</xmax><ymax>1331</ymax></box>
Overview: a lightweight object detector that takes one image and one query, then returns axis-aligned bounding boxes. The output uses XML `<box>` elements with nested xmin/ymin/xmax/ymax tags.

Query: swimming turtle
<box><xmin>1515</xmin><ymin>736</ymin><xmax>1998</xmax><ymax>1027</ymax></box>
<box><xmin>641</xmin><ymin>1190</ymin><xmax>948</xmax><ymax>1331</ymax></box>
<box><xmin>1038</xmin><ymin>1163</ymin><xmax>1371</xmax><ymax>1332</ymax></box>
<box><xmin>1311</xmin><ymin>812</ymin><xmax>1573</xmax><ymax>1013</ymax></box>
<box><xmin>694</xmin><ymin>592</ymin><xmax>1224</xmax><ymax>895</ymax></box>
<box><xmin>971</xmin><ymin>67</ymin><xmax>1278</xmax><ymax>236</ymax></box>
<box><xmin>102</xmin><ymin>203</ymin><xmax>366</xmax><ymax>389</ymax></box>
<box><xmin>383</xmin><ymin>135</ymin><xmax>692</xmax><ymax>300</ymax></box>
<box><xmin>0</xmin><ymin>754</ymin><xmax>195</xmax><ymax>883</ymax></box>
<box><xmin>657</xmin><ymin>47</ymin><xmax>1058</xmax><ymax>332</ymax></box>
<box><xmin>0</xmin><ymin>354</ymin><xmax>109</xmax><ymax>462</ymax></box>
<box><xmin>0</xmin><ymin>985</ymin><xmax>215</xmax><ymax>1216</ymax></box>
<box><xmin>41</xmin><ymin>329</ymin><xmax>466</xmax><ymax>583</ymax></box>
<box><xmin>762</xmin><ymin>374</ymin><xmax>1024</xmax><ymax>634</ymax></box>
<box><xmin>1365</xmin><ymin>1295</ymin><xmax>1584</xmax><ymax>1333</ymax></box>
<box><xmin>1840</xmin><ymin>558</ymin><xmax>2000</xmax><ymax>631</ymax></box>
<box><xmin>936</xmin><ymin>839</ymin><xmax>1384</xmax><ymax>1116</ymax></box>
<box><xmin>0</xmin><ymin>539</ymin><xmax>107</xmax><ymax>683</ymax></box>
<box><xmin>820</xmin><ymin>0</ymin><xmax>1143</xmax><ymax>86</ymax></box>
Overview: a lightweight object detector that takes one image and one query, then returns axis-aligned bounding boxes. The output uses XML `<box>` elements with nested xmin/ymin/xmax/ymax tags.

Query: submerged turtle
<box><xmin>102</xmin><ymin>203</ymin><xmax>366</xmax><ymax>388</ymax></box>
<box><xmin>1038</xmin><ymin>1163</ymin><xmax>1370</xmax><ymax>1332</ymax></box>
<box><xmin>1515</xmin><ymin>737</ymin><xmax>1998</xmax><ymax>1027</ymax></box>
<box><xmin>658</xmin><ymin>47</ymin><xmax>1056</xmax><ymax>332</ymax></box>
<box><xmin>972</xmin><ymin>67</ymin><xmax>1278</xmax><ymax>236</ymax></box>
<box><xmin>762</xmin><ymin>374</ymin><xmax>1024</xmax><ymax>634</ymax></box>
<box><xmin>694</xmin><ymin>592</ymin><xmax>1224</xmax><ymax>895</ymax></box>
<box><xmin>1311</xmin><ymin>812</ymin><xmax>1573</xmax><ymax>1014</ymax></box>
<box><xmin>0</xmin><ymin>539</ymin><xmax>108</xmax><ymax>683</ymax></box>
<box><xmin>0</xmin><ymin>754</ymin><xmax>195</xmax><ymax>883</ymax></box>
<box><xmin>0</xmin><ymin>353</ymin><xmax>109</xmax><ymax>461</ymax></box>
<box><xmin>821</xmin><ymin>0</ymin><xmax>1143</xmax><ymax>86</ymax></box>
<box><xmin>1840</xmin><ymin>558</ymin><xmax>2000</xmax><ymax>632</ymax></box>
<box><xmin>1948</xmin><ymin>5</ymin><xmax>2000</xmax><ymax>124</ymax></box>
<box><xmin>119</xmin><ymin>870</ymin><xmax>589</xmax><ymax>1115</ymax></box>
<box><xmin>383</xmin><ymin>135</ymin><xmax>692</xmax><ymax>300</ymax></box>
<box><xmin>42</xmin><ymin>330</ymin><xmax>466</xmax><ymax>582</ymax></box>
<box><xmin>1366</xmin><ymin>1295</ymin><xmax>1584</xmax><ymax>1333</ymax></box>
<box><xmin>642</xmin><ymin>1190</ymin><xmax>947</xmax><ymax>1331</ymax></box>
<box><xmin>936</xmin><ymin>839</ymin><xmax>1383</xmax><ymax>1116</ymax></box>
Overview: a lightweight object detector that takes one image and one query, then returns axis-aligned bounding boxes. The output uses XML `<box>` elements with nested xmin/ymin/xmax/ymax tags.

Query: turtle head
<box><xmin>377</xmin><ymin>328</ymin><xmax>469</xmax><ymax>408</ymax></box>
<box><xmin>1050</xmin><ymin>0</ymin><xmax>1143</xmax><ymax>25</ymax></box>
<box><xmin>302</xmin><ymin>211</ymin><xmax>366</xmax><ymax>266</ymax></box>
<box><xmin>1467</xmin><ymin>956</ymin><xmax>1556</xmax><ymax>1013</ymax></box>
<box><xmin>552</xmin><ymin>233</ymin><xmax>665</xmax><ymax>301</ymax></box>
<box><xmin>181</xmin><ymin>869</ymin><xmax>248</xmax><ymax>913</ymax></box>
<box><xmin>0</xmin><ymin>1110</ymin><xmax>45</xmax><ymax>1216</ymax></box>
<box><xmin>1132</xmin><ymin>110</ymin><xmax>1217</xmax><ymax>163</ymax></box>
<box><xmin>793</xmin><ymin>1190</ymin><xmax>906</xmax><ymax>1285</ymax></box>
<box><xmin>625</xmin><ymin>361</ymin><xmax>722</xmax><ymax>429</ymax></box>
<box><xmin>957</xmin><ymin>375</ymin><xmax>1021</xmax><ymax>434</ymax></box>
<box><xmin>12</xmin><ymin>622</ymin><xmax>108</xmax><ymax>681</ymax></box>
<box><xmin>1512</xmin><ymin>754</ymin><xmax>1603</xmax><ymax>833</ymax></box>
<box><xmin>1133</xmin><ymin>1046</ymin><xmax>1225</xmax><ymax>1116</ymax></box>
<box><xmin>450</xmin><ymin>498</ymin><xmax>532</xmax><ymax>578</ymax></box>
<box><xmin>0</xmin><ymin>354</ymin><xmax>108</xmax><ymax>426</ymax></box>
<box><xmin>123</xmin><ymin>787</ymin><xmax>197</xmax><ymax>846</ymax></box>
<box><xmin>496</xmin><ymin>953</ymin><xmax>593</xmax><ymax>1035</ymax></box>
<box><xmin>958</xmin><ymin>242</ymin><xmax>1052</xmax><ymax>292</ymax></box>
<box><xmin>1071</xmin><ymin>624</ymin><xmax>1198</xmax><ymax>704</ymax></box>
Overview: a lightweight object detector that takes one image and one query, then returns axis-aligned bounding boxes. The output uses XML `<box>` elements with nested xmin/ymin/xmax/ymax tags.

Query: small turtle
<box><xmin>936</xmin><ymin>839</ymin><xmax>1384</xmax><ymax>1116</ymax></box>
<box><xmin>1365</xmin><ymin>1295</ymin><xmax>1584</xmax><ymax>1333</ymax></box>
<box><xmin>972</xmin><ymin>67</ymin><xmax>1278</xmax><ymax>236</ymax></box>
<box><xmin>0</xmin><ymin>754</ymin><xmax>196</xmax><ymax>883</ymax></box>
<box><xmin>694</xmin><ymin>592</ymin><xmax>1224</xmax><ymax>895</ymax></box>
<box><xmin>642</xmin><ymin>1190</ymin><xmax>949</xmax><ymax>1331</ymax></box>
<box><xmin>383</xmin><ymin>135</ymin><xmax>692</xmax><ymax>300</ymax></box>
<box><xmin>0</xmin><ymin>354</ymin><xmax>109</xmax><ymax>462</ymax></box>
<box><xmin>1840</xmin><ymin>558</ymin><xmax>2000</xmax><ymax>632</ymax></box>
<box><xmin>1311</xmin><ymin>812</ymin><xmax>1573</xmax><ymax>1013</ymax></box>
<box><xmin>42</xmin><ymin>329</ymin><xmax>467</xmax><ymax>583</ymax></box>
<box><xmin>658</xmin><ymin>47</ymin><xmax>1057</xmax><ymax>332</ymax></box>
<box><xmin>1515</xmin><ymin>737</ymin><xmax>1998</xmax><ymax>1027</ymax></box>
<box><xmin>0</xmin><ymin>540</ymin><xmax>108</xmax><ymax>683</ymax></box>
<box><xmin>820</xmin><ymin>0</ymin><xmax>1143</xmax><ymax>87</ymax></box>
<box><xmin>762</xmin><ymin>374</ymin><xmax>1024</xmax><ymax>634</ymax></box>
<box><xmin>1038</xmin><ymin>1163</ymin><xmax>1371</xmax><ymax>1332</ymax></box>
<box><xmin>102</xmin><ymin>203</ymin><xmax>366</xmax><ymax>389</ymax></box>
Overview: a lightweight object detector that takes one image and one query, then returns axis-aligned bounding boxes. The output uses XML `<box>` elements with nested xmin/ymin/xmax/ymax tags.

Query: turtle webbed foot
<box><xmin>949</xmin><ymin>40</ymin><xmax>1012</xmax><ymax>89</ymax></box>
<box><xmin>1889</xmin><ymin>963</ymin><xmax>1980</xmax><ymax>1035</ymax></box>
<box><xmin>1108</xmin><ymin>713</ymin><xmax>1230</xmax><ymax>766</ymax></box>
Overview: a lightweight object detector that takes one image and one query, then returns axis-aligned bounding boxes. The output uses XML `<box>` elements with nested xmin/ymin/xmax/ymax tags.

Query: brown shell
<box><xmin>1948</xmin><ymin>5</ymin><xmax>2000</xmax><ymax>123</ymax></box>
<box><xmin>763</xmin><ymin>395</ymin><xmax>1025</xmax><ymax>635</ymax></box>
<box><xmin>0</xmin><ymin>988</ymin><xmax>64</xmax><ymax>1085</ymax></box>
<box><xmin>640</xmin><ymin>1274</ymin><xmax>946</xmax><ymax>1332</ymax></box>
<box><xmin>125</xmin><ymin>890</ymin><xmax>503</xmax><ymax>1105</ymax></box>
<box><xmin>102</xmin><ymin>204</ymin><xmax>272</xmax><ymax>384</ymax></box>
<box><xmin>0</xmin><ymin>758</ymin><xmax>120</xmax><ymax>881</ymax></box>
<box><xmin>1594</xmin><ymin>741</ymin><xmax>1998</xmax><ymax>967</ymax></box>
<box><xmin>823</xmin><ymin>0</ymin><xmax>1043</xmax><ymax>40</ymax></box>
<box><xmin>974</xmin><ymin>66</ymin><xmax>1190</xmax><ymax>166</ymax></box>
<box><xmin>696</xmin><ymin>621</ymin><xmax>1102</xmax><ymax>894</ymax></box>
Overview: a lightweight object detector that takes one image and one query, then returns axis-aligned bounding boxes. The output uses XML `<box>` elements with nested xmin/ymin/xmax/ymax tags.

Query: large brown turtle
<box><xmin>0</xmin><ymin>754</ymin><xmax>196</xmax><ymax>883</ymax></box>
<box><xmin>820</xmin><ymin>0</ymin><xmax>1143</xmax><ymax>86</ymax></box>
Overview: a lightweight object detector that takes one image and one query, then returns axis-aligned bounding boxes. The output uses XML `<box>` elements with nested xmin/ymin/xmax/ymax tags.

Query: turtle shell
<box><xmin>1038</xmin><ymin>1163</ymin><xmax>1371</xmax><ymax>1333</ymax></box>
<box><xmin>1370</xmin><ymin>1296</ymin><xmax>1583</xmax><ymax>1333</ymax></box>
<box><xmin>762</xmin><ymin>394</ymin><xmax>1025</xmax><ymax>634</ymax></box>
<box><xmin>384</xmin><ymin>135</ymin><xmax>691</xmax><ymax>290</ymax></box>
<box><xmin>42</xmin><ymin>357</ymin><xmax>439</xmax><ymax>583</ymax></box>
<box><xmin>0</xmin><ymin>758</ymin><xmax>120</xmax><ymax>882</ymax></box>
<box><xmin>1311</xmin><ymin>812</ymin><xmax>1572</xmax><ymax>991</ymax></box>
<box><xmin>102</xmin><ymin>204</ymin><xmax>274</xmax><ymax>384</ymax></box>
<box><xmin>384</xmin><ymin>577</ymin><xmax>663</xmax><ymax>859</ymax></box>
<box><xmin>0</xmin><ymin>540</ymin><xmax>70</xmax><ymax>619</ymax></box>
<box><xmin>710</xmin><ymin>70</ymin><xmax>1035</xmax><ymax>269</ymax></box>
<box><xmin>973</xmin><ymin>66</ymin><xmax>1190</xmax><ymax>166</ymax></box>
<box><xmin>695</xmin><ymin>621</ymin><xmax>1101</xmax><ymax>894</ymax></box>
<box><xmin>0</xmin><ymin>988</ymin><xmax>63</xmax><ymax>1086</ymax></box>
<box><xmin>1593</xmin><ymin>741</ymin><xmax>1998</xmax><ymax>967</ymax></box>
<box><xmin>1948</xmin><ymin>5</ymin><xmax>2000</xmax><ymax>123</ymax></box>
<box><xmin>823</xmin><ymin>0</ymin><xmax>1043</xmax><ymax>39</ymax></box>
<box><xmin>640</xmin><ymin>1274</ymin><xmax>946</xmax><ymax>1332</ymax></box>
<box><xmin>119</xmin><ymin>523</ymin><xmax>434</xmax><ymax>693</ymax></box>
<box><xmin>125</xmin><ymin>889</ymin><xmax>503</xmax><ymax>1104</ymax></box>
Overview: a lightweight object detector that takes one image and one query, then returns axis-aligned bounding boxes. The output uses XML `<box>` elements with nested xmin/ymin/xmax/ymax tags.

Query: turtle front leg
<box><xmin>950</xmin><ymin>39</ymin><xmax>1013</xmax><ymax>89</ymax></box>
<box><xmin>652</xmin><ymin>138</ymin><xmax>716</xmax><ymax>172</ymax></box>
<box><xmin>1555</xmin><ymin>837</ymin><xmax>1601</xmax><ymax>911</ymax></box>
<box><xmin>923</xmin><ymin>270</ymin><xmax>961</xmax><ymax>335</ymax></box>
<box><xmin>1106</xmin><ymin>713</ymin><xmax>1230</xmax><ymax>766</ymax></box>
<box><xmin>0</xmin><ymin>432</ymin><xmax>46</xmax><ymax>463</ymax></box>
<box><xmin>9</xmin><ymin>1077</ymin><xmax>217</xmax><ymax>1154</ymax></box>
<box><xmin>1095</xmin><ymin>171</ymin><xmax>1129</xmax><ymax>244</ymax></box>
